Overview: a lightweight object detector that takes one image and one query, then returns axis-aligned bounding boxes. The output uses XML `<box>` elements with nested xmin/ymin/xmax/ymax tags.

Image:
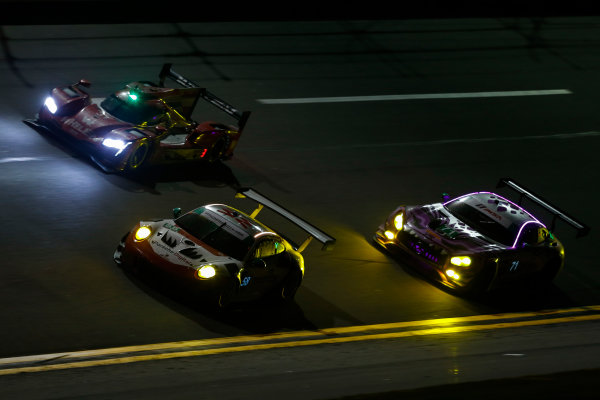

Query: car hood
<box><xmin>72</xmin><ymin>103</ymin><xmax>153</xmax><ymax>141</ymax></box>
<box><xmin>144</xmin><ymin>220</ymin><xmax>242</xmax><ymax>270</ymax></box>
<box><xmin>405</xmin><ymin>204</ymin><xmax>506</xmax><ymax>254</ymax></box>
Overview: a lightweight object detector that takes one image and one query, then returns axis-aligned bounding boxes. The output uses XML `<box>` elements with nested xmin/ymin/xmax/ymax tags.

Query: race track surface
<box><xmin>0</xmin><ymin>11</ymin><xmax>599</xmax><ymax>398</ymax></box>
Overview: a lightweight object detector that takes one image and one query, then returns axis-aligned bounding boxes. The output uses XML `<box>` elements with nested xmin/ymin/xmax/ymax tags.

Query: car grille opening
<box><xmin>407</xmin><ymin>239</ymin><xmax>445</xmax><ymax>265</ymax></box>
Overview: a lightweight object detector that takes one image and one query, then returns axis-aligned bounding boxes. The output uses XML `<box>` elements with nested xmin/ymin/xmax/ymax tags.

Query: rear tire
<box><xmin>207</xmin><ymin>135</ymin><xmax>230</xmax><ymax>163</ymax></box>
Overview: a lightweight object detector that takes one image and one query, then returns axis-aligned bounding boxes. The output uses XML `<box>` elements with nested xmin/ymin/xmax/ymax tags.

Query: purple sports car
<box><xmin>374</xmin><ymin>178</ymin><xmax>589</xmax><ymax>295</ymax></box>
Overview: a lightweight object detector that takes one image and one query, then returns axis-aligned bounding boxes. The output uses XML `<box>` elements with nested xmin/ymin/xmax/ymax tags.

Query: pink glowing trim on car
<box><xmin>443</xmin><ymin>191</ymin><xmax>546</xmax><ymax>248</ymax></box>
<box><xmin>511</xmin><ymin>220</ymin><xmax>545</xmax><ymax>248</ymax></box>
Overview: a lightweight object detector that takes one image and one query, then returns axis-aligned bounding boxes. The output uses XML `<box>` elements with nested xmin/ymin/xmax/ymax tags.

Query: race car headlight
<box><xmin>134</xmin><ymin>226</ymin><xmax>152</xmax><ymax>241</ymax></box>
<box><xmin>446</xmin><ymin>269</ymin><xmax>460</xmax><ymax>280</ymax></box>
<box><xmin>394</xmin><ymin>213</ymin><xmax>404</xmax><ymax>230</ymax></box>
<box><xmin>197</xmin><ymin>265</ymin><xmax>216</xmax><ymax>279</ymax></box>
<box><xmin>384</xmin><ymin>230</ymin><xmax>395</xmax><ymax>240</ymax></box>
<box><xmin>102</xmin><ymin>138</ymin><xmax>128</xmax><ymax>150</ymax></box>
<box><xmin>450</xmin><ymin>256</ymin><xmax>472</xmax><ymax>267</ymax></box>
<box><xmin>44</xmin><ymin>97</ymin><xmax>57</xmax><ymax>114</ymax></box>
<box><xmin>102</xmin><ymin>138</ymin><xmax>132</xmax><ymax>156</ymax></box>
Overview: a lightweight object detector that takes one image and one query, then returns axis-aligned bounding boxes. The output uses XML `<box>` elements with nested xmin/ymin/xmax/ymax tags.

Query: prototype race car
<box><xmin>24</xmin><ymin>63</ymin><xmax>250</xmax><ymax>173</ymax></box>
<box><xmin>374</xmin><ymin>178</ymin><xmax>589</xmax><ymax>295</ymax></box>
<box><xmin>114</xmin><ymin>188</ymin><xmax>335</xmax><ymax>308</ymax></box>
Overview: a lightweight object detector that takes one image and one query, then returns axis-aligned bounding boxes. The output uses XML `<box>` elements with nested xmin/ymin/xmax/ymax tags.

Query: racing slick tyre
<box><xmin>113</xmin><ymin>233</ymin><xmax>142</xmax><ymax>275</ymax></box>
<box><xmin>126</xmin><ymin>139</ymin><xmax>151</xmax><ymax>171</ymax></box>
<box><xmin>539</xmin><ymin>257</ymin><xmax>563</xmax><ymax>283</ymax></box>
<box><xmin>113</xmin><ymin>232</ymin><xmax>129</xmax><ymax>268</ymax></box>
<box><xmin>209</xmin><ymin>280</ymin><xmax>237</xmax><ymax>311</ymax></box>
<box><xmin>216</xmin><ymin>292</ymin><xmax>232</xmax><ymax>310</ymax></box>
<box><xmin>458</xmin><ymin>260</ymin><xmax>497</xmax><ymax>298</ymax></box>
<box><xmin>207</xmin><ymin>135</ymin><xmax>231</xmax><ymax>163</ymax></box>
<box><xmin>278</xmin><ymin>268</ymin><xmax>303</xmax><ymax>302</ymax></box>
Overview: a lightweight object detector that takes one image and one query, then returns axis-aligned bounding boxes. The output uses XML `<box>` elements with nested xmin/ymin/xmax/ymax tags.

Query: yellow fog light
<box><xmin>134</xmin><ymin>226</ymin><xmax>152</xmax><ymax>241</ymax></box>
<box><xmin>446</xmin><ymin>269</ymin><xmax>460</xmax><ymax>280</ymax></box>
<box><xmin>198</xmin><ymin>265</ymin><xmax>216</xmax><ymax>279</ymax></box>
<box><xmin>394</xmin><ymin>214</ymin><xmax>404</xmax><ymax>230</ymax></box>
<box><xmin>450</xmin><ymin>256</ymin><xmax>472</xmax><ymax>267</ymax></box>
<box><xmin>384</xmin><ymin>230</ymin><xmax>395</xmax><ymax>240</ymax></box>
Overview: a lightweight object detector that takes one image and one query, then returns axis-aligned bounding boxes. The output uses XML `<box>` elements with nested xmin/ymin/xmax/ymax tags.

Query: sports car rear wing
<box><xmin>235</xmin><ymin>188</ymin><xmax>336</xmax><ymax>252</ymax></box>
<box><xmin>497</xmin><ymin>178</ymin><xmax>590</xmax><ymax>237</ymax></box>
<box><xmin>159</xmin><ymin>63</ymin><xmax>251</xmax><ymax>133</ymax></box>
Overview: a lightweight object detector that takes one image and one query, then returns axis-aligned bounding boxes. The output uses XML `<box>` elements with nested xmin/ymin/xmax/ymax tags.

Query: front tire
<box><xmin>539</xmin><ymin>256</ymin><xmax>563</xmax><ymax>282</ymax></box>
<box><xmin>456</xmin><ymin>260</ymin><xmax>497</xmax><ymax>298</ymax></box>
<box><xmin>280</xmin><ymin>268</ymin><xmax>303</xmax><ymax>302</ymax></box>
<box><xmin>113</xmin><ymin>232</ymin><xmax>129</xmax><ymax>267</ymax></box>
<box><xmin>126</xmin><ymin>139</ymin><xmax>151</xmax><ymax>170</ymax></box>
<box><xmin>209</xmin><ymin>280</ymin><xmax>237</xmax><ymax>311</ymax></box>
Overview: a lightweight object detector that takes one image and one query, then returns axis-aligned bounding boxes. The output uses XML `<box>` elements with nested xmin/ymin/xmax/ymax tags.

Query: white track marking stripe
<box><xmin>241</xmin><ymin>131</ymin><xmax>600</xmax><ymax>153</ymax></box>
<box><xmin>258</xmin><ymin>89</ymin><xmax>572</xmax><ymax>104</ymax></box>
<box><xmin>0</xmin><ymin>157</ymin><xmax>44</xmax><ymax>163</ymax></box>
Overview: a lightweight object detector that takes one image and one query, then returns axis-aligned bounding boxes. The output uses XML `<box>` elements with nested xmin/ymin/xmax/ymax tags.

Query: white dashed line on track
<box><xmin>242</xmin><ymin>131</ymin><xmax>600</xmax><ymax>153</ymax></box>
<box><xmin>0</xmin><ymin>157</ymin><xmax>45</xmax><ymax>163</ymax></box>
<box><xmin>258</xmin><ymin>89</ymin><xmax>572</xmax><ymax>104</ymax></box>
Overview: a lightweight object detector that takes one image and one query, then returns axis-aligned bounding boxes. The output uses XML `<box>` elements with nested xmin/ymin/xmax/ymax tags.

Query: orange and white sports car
<box><xmin>114</xmin><ymin>188</ymin><xmax>335</xmax><ymax>309</ymax></box>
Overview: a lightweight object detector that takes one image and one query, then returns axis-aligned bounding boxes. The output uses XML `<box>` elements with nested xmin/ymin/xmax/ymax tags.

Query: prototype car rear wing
<box><xmin>159</xmin><ymin>63</ymin><xmax>251</xmax><ymax>133</ymax></box>
<box><xmin>497</xmin><ymin>178</ymin><xmax>590</xmax><ymax>237</ymax></box>
<box><xmin>235</xmin><ymin>188</ymin><xmax>336</xmax><ymax>252</ymax></box>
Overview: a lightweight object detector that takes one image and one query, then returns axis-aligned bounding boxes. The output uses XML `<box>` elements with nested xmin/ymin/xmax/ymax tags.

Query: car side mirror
<box><xmin>78</xmin><ymin>79</ymin><xmax>91</xmax><ymax>88</ymax></box>
<box><xmin>173</xmin><ymin>207</ymin><xmax>182</xmax><ymax>218</ymax></box>
<box><xmin>543</xmin><ymin>233</ymin><xmax>555</xmax><ymax>246</ymax></box>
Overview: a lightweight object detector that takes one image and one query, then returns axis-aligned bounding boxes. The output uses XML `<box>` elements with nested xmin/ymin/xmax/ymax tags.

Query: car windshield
<box><xmin>100</xmin><ymin>94</ymin><xmax>161</xmax><ymax>125</ymax></box>
<box><xmin>444</xmin><ymin>201</ymin><xmax>517</xmax><ymax>246</ymax></box>
<box><xmin>175</xmin><ymin>212</ymin><xmax>252</xmax><ymax>261</ymax></box>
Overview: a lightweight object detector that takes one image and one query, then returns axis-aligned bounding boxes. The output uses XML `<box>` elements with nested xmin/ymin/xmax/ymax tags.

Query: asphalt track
<box><xmin>0</xmin><ymin>12</ymin><xmax>599</xmax><ymax>399</ymax></box>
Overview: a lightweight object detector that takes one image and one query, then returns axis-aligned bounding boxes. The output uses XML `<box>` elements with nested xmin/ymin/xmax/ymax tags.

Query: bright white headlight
<box><xmin>450</xmin><ymin>256</ymin><xmax>472</xmax><ymax>267</ymax></box>
<box><xmin>394</xmin><ymin>213</ymin><xmax>404</xmax><ymax>230</ymax></box>
<box><xmin>198</xmin><ymin>265</ymin><xmax>216</xmax><ymax>279</ymax></box>
<box><xmin>134</xmin><ymin>226</ymin><xmax>152</xmax><ymax>241</ymax></box>
<box><xmin>44</xmin><ymin>97</ymin><xmax>57</xmax><ymax>114</ymax></box>
<box><xmin>102</xmin><ymin>138</ymin><xmax>128</xmax><ymax>150</ymax></box>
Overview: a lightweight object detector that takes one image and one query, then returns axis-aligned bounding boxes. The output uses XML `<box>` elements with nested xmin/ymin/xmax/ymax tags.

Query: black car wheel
<box><xmin>280</xmin><ymin>268</ymin><xmax>303</xmax><ymax>301</ymax></box>
<box><xmin>126</xmin><ymin>139</ymin><xmax>151</xmax><ymax>170</ymax></box>
<box><xmin>458</xmin><ymin>260</ymin><xmax>497</xmax><ymax>297</ymax></box>
<box><xmin>212</xmin><ymin>280</ymin><xmax>237</xmax><ymax>311</ymax></box>
<box><xmin>207</xmin><ymin>135</ymin><xmax>231</xmax><ymax>163</ymax></box>
<box><xmin>539</xmin><ymin>257</ymin><xmax>562</xmax><ymax>282</ymax></box>
<box><xmin>113</xmin><ymin>232</ymin><xmax>129</xmax><ymax>267</ymax></box>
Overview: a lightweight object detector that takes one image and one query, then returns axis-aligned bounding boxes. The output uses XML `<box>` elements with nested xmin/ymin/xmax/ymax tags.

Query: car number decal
<box><xmin>434</xmin><ymin>225</ymin><xmax>458</xmax><ymax>239</ymax></box>
<box><xmin>163</xmin><ymin>222</ymin><xmax>181</xmax><ymax>232</ymax></box>
<box><xmin>240</xmin><ymin>276</ymin><xmax>252</xmax><ymax>287</ymax></box>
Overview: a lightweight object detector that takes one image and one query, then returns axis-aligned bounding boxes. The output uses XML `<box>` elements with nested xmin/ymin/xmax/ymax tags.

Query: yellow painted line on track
<box><xmin>3</xmin><ymin>304</ymin><xmax>598</xmax><ymax>365</ymax></box>
<box><xmin>1</xmin><ymin>306</ymin><xmax>599</xmax><ymax>376</ymax></box>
